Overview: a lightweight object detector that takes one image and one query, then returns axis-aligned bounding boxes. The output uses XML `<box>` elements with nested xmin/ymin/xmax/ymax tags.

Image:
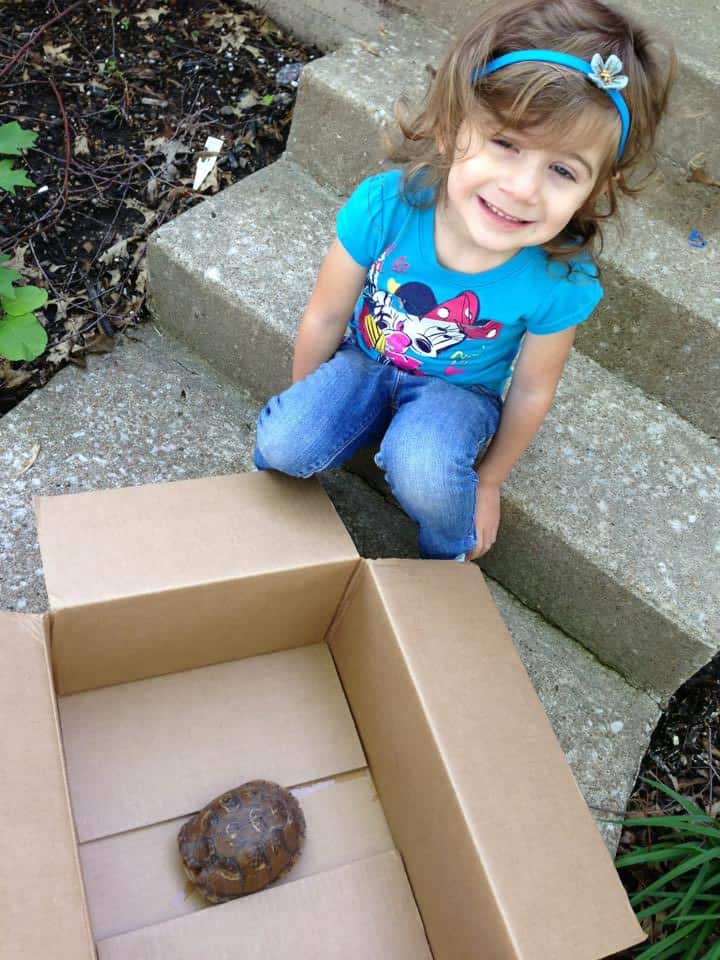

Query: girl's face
<box><xmin>438</xmin><ymin>120</ymin><xmax>611</xmax><ymax>270</ymax></box>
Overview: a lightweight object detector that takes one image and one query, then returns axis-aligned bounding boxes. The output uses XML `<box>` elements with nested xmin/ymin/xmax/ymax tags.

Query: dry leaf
<box><xmin>46</xmin><ymin>341</ymin><xmax>72</xmax><ymax>365</ymax></box>
<box><xmin>359</xmin><ymin>40</ymin><xmax>381</xmax><ymax>57</ymax></box>
<box><xmin>74</xmin><ymin>134</ymin><xmax>91</xmax><ymax>157</ymax></box>
<box><xmin>218</xmin><ymin>30</ymin><xmax>247</xmax><ymax>54</ymax></box>
<box><xmin>687</xmin><ymin>152</ymin><xmax>720</xmax><ymax>188</ymax></box>
<box><xmin>85</xmin><ymin>333</ymin><xmax>116</xmax><ymax>354</ymax></box>
<box><xmin>50</xmin><ymin>297</ymin><xmax>68</xmax><ymax>323</ymax></box>
<box><xmin>15</xmin><ymin>443</ymin><xmax>40</xmax><ymax>479</ymax></box>
<box><xmin>124</xmin><ymin>197</ymin><xmax>158</xmax><ymax>228</ymax></box>
<box><xmin>43</xmin><ymin>41</ymin><xmax>72</xmax><ymax>64</ymax></box>
<box><xmin>201</xmin><ymin>11</ymin><xmax>248</xmax><ymax>29</ymax></box>
<box><xmin>100</xmin><ymin>237</ymin><xmax>131</xmax><ymax>264</ymax></box>
<box><xmin>2</xmin><ymin>368</ymin><xmax>32</xmax><ymax>391</ymax></box>
<box><xmin>135</xmin><ymin>8</ymin><xmax>168</xmax><ymax>26</ymax></box>
<box><xmin>135</xmin><ymin>265</ymin><xmax>147</xmax><ymax>295</ymax></box>
<box><xmin>4</xmin><ymin>245</ymin><xmax>27</xmax><ymax>271</ymax></box>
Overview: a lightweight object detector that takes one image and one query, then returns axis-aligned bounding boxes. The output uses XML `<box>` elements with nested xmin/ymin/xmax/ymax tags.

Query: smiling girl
<box><xmin>254</xmin><ymin>0</ymin><xmax>675</xmax><ymax>562</ymax></box>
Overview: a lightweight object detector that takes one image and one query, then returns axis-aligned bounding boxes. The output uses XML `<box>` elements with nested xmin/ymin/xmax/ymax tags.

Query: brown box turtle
<box><xmin>178</xmin><ymin>780</ymin><xmax>306</xmax><ymax>903</ymax></box>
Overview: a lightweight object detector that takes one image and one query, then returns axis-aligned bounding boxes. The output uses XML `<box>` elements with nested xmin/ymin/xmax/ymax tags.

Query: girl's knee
<box><xmin>378</xmin><ymin>439</ymin><xmax>452</xmax><ymax>520</ymax></box>
<box><xmin>254</xmin><ymin>398</ymin><xmax>316</xmax><ymax>478</ymax></box>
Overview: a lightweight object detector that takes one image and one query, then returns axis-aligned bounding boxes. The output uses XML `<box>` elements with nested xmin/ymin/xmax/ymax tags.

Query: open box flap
<box><xmin>96</xmin><ymin>850</ymin><xmax>433</xmax><ymax>960</ymax></box>
<box><xmin>328</xmin><ymin>560</ymin><xmax>645</xmax><ymax>960</ymax></box>
<box><xmin>34</xmin><ymin>473</ymin><xmax>360</xmax><ymax>693</ymax></box>
<box><xmin>0</xmin><ymin>612</ymin><xmax>95</xmax><ymax>960</ymax></box>
<box><xmin>35</xmin><ymin>472</ymin><xmax>358</xmax><ymax>606</ymax></box>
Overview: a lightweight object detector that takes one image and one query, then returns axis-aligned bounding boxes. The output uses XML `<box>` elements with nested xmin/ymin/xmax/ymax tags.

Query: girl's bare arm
<box><xmin>292</xmin><ymin>240</ymin><xmax>367</xmax><ymax>383</ymax></box>
<box><xmin>469</xmin><ymin>326</ymin><xmax>576</xmax><ymax>558</ymax></box>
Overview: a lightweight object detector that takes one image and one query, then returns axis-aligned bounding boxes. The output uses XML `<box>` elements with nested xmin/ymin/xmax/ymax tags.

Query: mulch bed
<box><xmin>1</xmin><ymin>2</ymin><xmax>718</xmax><ymax>953</ymax></box>
<box><xmin>0</xmin><ymin>0</ymin><xmax>319</xmax><ymax>413</ymax></box>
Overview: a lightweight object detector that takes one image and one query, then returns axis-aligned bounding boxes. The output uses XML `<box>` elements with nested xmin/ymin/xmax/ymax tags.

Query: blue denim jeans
<box><xmin>254</xmin><ymin>339</ymin><xmax>502</xmax><ymax>559</ymax></box>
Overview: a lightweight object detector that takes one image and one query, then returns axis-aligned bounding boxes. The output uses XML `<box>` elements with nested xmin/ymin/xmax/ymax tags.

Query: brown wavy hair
<box><xmin>388</xmin><ymin>0</ymin><xmax>676</xmax><ymax>266</ymax></box>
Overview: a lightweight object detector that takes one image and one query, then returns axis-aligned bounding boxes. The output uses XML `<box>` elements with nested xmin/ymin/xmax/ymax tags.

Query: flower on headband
<box><xmin>588</xmin><ymin>53</ymin><xmax>628</xmax><ymax>90</ymax></box>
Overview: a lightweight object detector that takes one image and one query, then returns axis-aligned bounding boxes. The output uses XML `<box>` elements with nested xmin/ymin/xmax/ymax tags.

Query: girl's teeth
<box><xmin>486</xmin><ymin>201</ymin><xmax>522</xmax><ymax>222</ymax></box>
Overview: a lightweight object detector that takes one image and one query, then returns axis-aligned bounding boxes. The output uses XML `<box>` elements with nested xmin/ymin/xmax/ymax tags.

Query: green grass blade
<box><xmin>618</xmin><ymin>817</ymin><xmax>720</xmax><ymax>841</ymax></box>
<box><xmin>666</xmin><ymin>915</ymin><xmax>720</xmax><ymax>923</ymax></box>
<box><xmin>633</xmin><ymin>919</ymin><xmax>706</xmax><ymax>959</ymax></box>
<box><xmin>617</xmin><ymin>844</ymin><xmax>704</xmax><ymax>868</ymax></box>
<box><xmin>683</xmin><ymin>918</ymin><xmax>719</xmax><ymax>960</ymax></box>
<box><xmin>671</xmin><ymin>862</ymin><xmax>712</xmax><ymax>919</ymax></box>
<box><xmin>702</xmin><ymin>874</ymin><xmax>720</xmax><ymax>893</ymax></box>
<box><xmin>630</xmin><ymin>849</ymin><xmax>720</xmax><ymax>904</ymax></box>
<box><xmin>698</xmin><ymin>936</ymin><xmax>720</xmax><ymax>960</ymax></box>
<box><xmin>639</xmin><ymin>778</ymin><xmax>713</xmax><ymax>819</ymax></box>
<box><xmin>636</xmin><ymin>896</ymin><xmax>685</xmax><ymax>920</ymax></box>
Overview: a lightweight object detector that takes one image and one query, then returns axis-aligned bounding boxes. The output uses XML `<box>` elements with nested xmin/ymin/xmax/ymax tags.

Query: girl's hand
<box><xmin>467</xmin><ymin>482</ymin><xmax>501</xmax><ymax>560</ymax></box>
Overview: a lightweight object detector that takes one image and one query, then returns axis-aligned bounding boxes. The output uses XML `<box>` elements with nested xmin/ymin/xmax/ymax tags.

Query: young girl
<box><xmin>254</xmin><ymin>0</ymin><xmax>675</xmax><ymax>561</ymax></box>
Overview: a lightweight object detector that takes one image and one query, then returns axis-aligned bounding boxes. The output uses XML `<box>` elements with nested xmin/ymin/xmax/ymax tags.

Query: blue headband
<box><xmin>472</xmin><ymin>50</ymin><xmax>630</xmax><ymax>159</ymax></box>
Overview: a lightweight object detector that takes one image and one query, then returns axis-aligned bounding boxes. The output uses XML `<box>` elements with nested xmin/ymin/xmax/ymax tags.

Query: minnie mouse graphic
<box><xmin>357</xmin><ymin>244</ymin><xmax>503</xmax><ymax>375</ymax></box>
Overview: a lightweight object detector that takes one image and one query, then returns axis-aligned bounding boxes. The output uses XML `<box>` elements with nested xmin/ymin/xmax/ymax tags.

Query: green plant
<box><xmin>99</xmin><ymin>57</ymin><xmax>123</xmax><ymax>78</ymax></box>
<box><xmin>614</xmin><ymin>777</ymin><xmax>720</xmax><ymax>959</ymax></box>
<box><xmin>0</xmin><ymin>121</ymin><xmax>48</xmax><ymax>362</ymax></box>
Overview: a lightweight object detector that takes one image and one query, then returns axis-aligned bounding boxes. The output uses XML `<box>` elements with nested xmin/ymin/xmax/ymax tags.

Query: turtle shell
<box><xmin>178</xmin><ymin>780</ymin><xmax>305</xmax><ymax>903</ymax></box>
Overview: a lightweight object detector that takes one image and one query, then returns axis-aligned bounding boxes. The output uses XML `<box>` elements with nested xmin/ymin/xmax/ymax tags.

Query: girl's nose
<box><xmin>499</xmin><ymin>159</ymin><xmax>543</xmax><ymax>204</ymax></box>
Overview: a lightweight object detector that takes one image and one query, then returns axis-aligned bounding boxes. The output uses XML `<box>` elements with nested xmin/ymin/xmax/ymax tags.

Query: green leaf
<box><xmin>671</xmin><ymin>861</ymin><xmax>713</xmax><ymax>920</ymax></box>
<box><xmin>0</xmin><ymin>158</ymin><xmax>35</xmax><ymax>195</ymax></box>
<box><xmin>261</xmin><ymin>94</ymin><xmax>274</xmax><ymax>105</ymax></box>
<box><xmin>682</xmin><ymin>918</ymin><xmax>720</xmax><ymax>960</ymax></box>
<box><xmin>0</xmin><ymin>312</ymin><xmax>48</xmax><ymax>361</ymax></box>
<box><xmin>699</xmin><ymin>936</ymin><xmax>720</xmax><ymax>960</ymax></box>
<box><xmin>640</xmin><ymin>778</ymin><xmax>714</xmax><ymax>820</ymax></box>
<box><xmin>1</xmin><ymin>284</ymin><xmax>48</xmax><ymax>316</ymax></box>
<box><xmin>636</xmin><ymin>895</ymin><xmax>685</xmax><ymax>920</ymax></box>
<box><xmin>0</xmin><ymin>265</ymin><xmax>21</xmax><ymax>300</ymax></box>
<box><xmin>0</xmin><ymin>120</ymin><xmax>38</xmax><ymax>156</ymax></box>
<box><xmin>630</xmin><ymin>849</ymin><xmax>720</xmax><ymax>904</ymax></box>
<box><xmin>617</xmin><ymin>816</ymin><xmax>720</xmax><ymax>842</ymax></box>
<box><xmin>616</xmin><ymin>844</ymin><xmax>704</xmax><ymax>868</ymax></box>
<box><xmin>666</xmin><ymin>915</ymin><xmax>720</xmax><ymax>924</ymax></box>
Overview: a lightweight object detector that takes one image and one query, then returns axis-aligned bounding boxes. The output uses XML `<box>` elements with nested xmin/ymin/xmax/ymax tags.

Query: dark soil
<box><xmin>1</xmin><ymin>3</ymin><xmax>718</xmax><ymax>954</ymax></box>
<box><xmin>0</xmin><ymin>0</ymin><xmax>320</xmax><ymax>412</ymax></box>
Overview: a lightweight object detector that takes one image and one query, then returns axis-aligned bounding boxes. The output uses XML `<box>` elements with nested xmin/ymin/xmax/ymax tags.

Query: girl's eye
<box><xmin>551</xmin><ymin>163</ymin><xmax>576</xmax><ymax>182</ymax></box>
<box><xmin>492</xmin><ymin>138</ymin><xmax>517</xmax><ymax>151</ymax></box>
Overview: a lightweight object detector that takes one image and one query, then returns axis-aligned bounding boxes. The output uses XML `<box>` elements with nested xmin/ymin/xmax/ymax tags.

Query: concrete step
<box><xmin>284</xmin><ymin>28</ymin><xmax>719</xmax><ymax>434</ymax></box>
<box><xmin>146</xmin><ymin>158</ymin><xmax>720</xmax><ymax>704</ymax></box>
<box><xmin>0</xmin><ymin>323</ymin><xmax>659</xmax><ymax>852</ymax></box>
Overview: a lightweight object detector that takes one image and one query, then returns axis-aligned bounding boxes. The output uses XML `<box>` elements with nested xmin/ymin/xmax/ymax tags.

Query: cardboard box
<box><xmin>1</xmin><ymin>471</ymin><xmax>644</xmax><ymax>959</ymax></box>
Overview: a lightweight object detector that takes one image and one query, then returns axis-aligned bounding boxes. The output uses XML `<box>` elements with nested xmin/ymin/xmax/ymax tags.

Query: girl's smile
<box><xmin>435</xmin><ymin>120</ymin><xmax>613</xmax><ymax>272</ymax></box>
<box><xmin>477</xmin><ymin>196</ymin><xmax>536</xmax><ymax>227</ymax></box>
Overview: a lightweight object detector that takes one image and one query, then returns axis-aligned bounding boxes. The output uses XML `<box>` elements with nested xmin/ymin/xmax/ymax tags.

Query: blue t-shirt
<box><xmin>336</xmin><ymin>170</ymin><xmax>603</xmax><ymax>396</ymax></box>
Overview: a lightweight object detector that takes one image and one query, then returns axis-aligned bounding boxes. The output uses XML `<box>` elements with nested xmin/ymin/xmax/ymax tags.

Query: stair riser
<box><xmin>581</xmin><ymin>270</ymin><xmax>719</xmax><ymax>438</ymax></box>
<box><xmin>348</xmin><ymin>449</ymin><xmax>712</xmax><ymax>705</ymax></box>
<box><xmin>146</xmin><ymin>245</ymin><xmax>293</xmax><ymax>403</ymax></box>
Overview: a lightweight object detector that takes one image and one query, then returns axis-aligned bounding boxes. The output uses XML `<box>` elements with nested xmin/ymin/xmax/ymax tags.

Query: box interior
<box><xmin>59</xmin><ymin>639</ymin><xmax>429</xmax><ymax>953</ymax></box>
<box><xmin>47</xmin><ymin>555</ymin><xmax>434</xmax><ymax>956</ymax></box>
